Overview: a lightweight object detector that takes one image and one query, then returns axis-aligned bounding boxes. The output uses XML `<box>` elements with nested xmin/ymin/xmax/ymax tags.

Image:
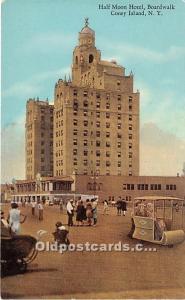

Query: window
<box><xmin>129</xmin><ymin>152</ymin><xmax>132</xmax><ymax>158</ymax></box>
<box><xmin>96</xmin><ymin>93</ymin><xmax>100</xmax><ymax>99</ymax></box>
<box><xmin>106</xmin><ymin>151</ymin><xmax>110</xmax><ymax>157</ymax></box>
<box><xmin>106</xmin><ymin>170</ymin><xmax>110</xmax><ymax>176</ymax></box>
<box><xmin>118</xmin><ymin>123</ymin><xmax>121</xmax><ymax>129</ymax></box>
<box><xmin>83</xmin><ymin>91</ymin><xmax>88</xmax><ymax>97</ymax></box>
<box><xmin>84</xmin><ymin>150</ymin><xmax>88</xmax><ymax>156</ymax></box>
<box><xmin>41</xmin><ymin>149</ymin><xmax>44</xmax><ymax>154</ymax></box>
<box><xmin>89</xmin><ymin>54</ymin><xmax>94</xmax><ymax>63</ymax></box>
<box><xmin>118</xmin><ymin>142</ymin><xmax>121</xmax><ymax>148</ymax></box>
<box><xmin>106</xmin><ymin>103</ymin><xmax>110</xmax><ymax>109</ymax></box>
<box><xmin>106</xmin><ymin>141</ymin><xmax>110</xmax><ymax>147</ymax></box>
<box><xmin>96</xmin><ymin>131</ymin><xmax>100</xmax><ymax>137</ymax></box>
<box><xmin>129</xmin><ymin>97</ymin><xmax>132</xmax><ymax>103</ymax></box>
<box><xmin>129</xmin><ymin>115</ymin><xmax>132</xmax><ymax>121</ymax></box>
<box><xmin>83</xmin><ymin>100</ymin><xmax>88</xmax><ymax>107</ymax></box>
<box><xmin>118</xmin><ymin>104</ymin><xmax>121</xmax><ymax>110</ymax></box>
<box><xmin>73</xmin><ymin>158</ymin><xmax>77</xmax><ymax>166</ymax></box>
<box><xmin>118</xmin><ymin>95</ymin><xmax>121</xmax><ymax>101</ymax></box>
<box><xmin>84</xmin><ymin>130</ymin><xmax>88</xmax><ymax>137</ymax></box>
<box><xmin>73</xmin><ymin>149</ymin><xmax>77</xmax><ymax>155</ymax></box>
<box><xmin>84</xmin><ymin>140</ymin><xmax>88</xmax><ymax>146</ymax></box>
<box><xmin>96</xmin><ymin>141</ymin><xmax>101</xmax><ymax>147</ymax></box>
<box><xmin>117</xmin><ymin>133</ymin><xmax>122</xmax><ymax>139</ymax></box>
<box><xmin>117</xmin><ymin>80</ymin><xmax>121</xmax><ymax>86</ymax></box>
<box><xmin>106</xmin><ymin>132</ymin><xmax>110</xmax><ymax>138</ymax></box>
<box><xmin>84</xmin><ymin>110</ymin><xmax>88</xmax><ymax>117</ymax></box>
<box><xmin>96</xmin><ymin>102</ymin><xmax>100</xmax><ymax>108</ymax></box>
<box><xmin>73</xmin><ymin>129</ymin><xmax>78</xmax><ymax>136</ymax></box>
<box><xmin>118</xmin><ymin>114</ymin><xmax>121</xmax><ymax>120</ymax></box>
<box><xmin>126</xmin><ymin>184</ymin><xmax>134</xmax><ymax>190</ymax></box>
<box><xmin>129</xmin><ymin>143</ymin><xmax>132</xmax><ymax>149</ymax></box>
<box><xmin>84</xmin><ymin>120</ymin><xmax>88</xmax><ymax>126</ymax></box>
<box><xmin>73</xmin><ymin>119</ymin><xmax>78</xmax><ymax>126</ymax></box>
<box><xmin>129</xmin><ymin>134</ymin><xmax>132</xmax><ymax>140</ymax></box>
<box><xmin>118</xmin><ymin>152</ymin><xmax>121</xmax><ymax>158</ymax></box>
<box><xmin>84</xmin><ymin>160</ymin><xmax>88</xmax><ymax>166</ymax></box>
<box><xmin>73</xmin><ymin>90</ymin><xmax>77</xmax><ymax>96</ymax></box>
<box><xmin>129</xmin><ymin>124</ymin><xmax>132</xmax><ymax>130</ymax></box>
<box><xmin>106</xmin><ymin>161</ymin><xmax>111</xmax><ymax>167</ymax></box>
<box><xmin>96</xmin><ymin>112</ymin><xmax>100</xmax><ymax>118</ymax></box>
<box><xmin>106</xmin><ymin>94</ymin><xmax>110</xmax><ymax>100</ymax></box>
<box><xmin>96</xmin><ymin>160</ymin><xmax>100</xmax><ymax>166</ymax></box>
<box><xmin>73</xmin><ymin>139</ymin><xmax>77</xmax><ymax>146</ymax></box>
<box><xmin>96</xmin><ymin>150</ymin><xmax>100</xmax><ymax>157</ymax></box>
<box><xmin>96</xmin><ymin>121</ymin><xmax>100</xmax><ymax>128</ymax></box>
<box><xmin>106</xmin><ymin>122</ymin><xmax>110</xmax><ymax>128</ymax></box>
<box><xmin>118</xmin><ymin>161</ymin><xmax>121</xmax><ymax>167</ymax></box>
<box><xmin>166</xmin><ymin>184</ymin><xmax>176</xmax><ymax>190</ymax></box>
<box><xmin>129</xmin><ymin>105</ymin><xmax>132</xmax><ymax>110</ymax></box>
<box><xmin>106</xmin><ymin>112</ymin><xmax>110</xmax><ymax>119</ymax></box>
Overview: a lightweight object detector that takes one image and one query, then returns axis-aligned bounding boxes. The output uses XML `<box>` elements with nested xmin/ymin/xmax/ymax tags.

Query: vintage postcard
<box><xmin>1</xmin><ymin>0</ymin><xmax>185</xmax><ymax>299</ymax></box>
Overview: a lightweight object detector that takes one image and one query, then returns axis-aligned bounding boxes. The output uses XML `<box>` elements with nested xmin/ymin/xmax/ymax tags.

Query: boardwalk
<box><xmin>1</xmin><ymin>203</ymin><xmax>185</xmax><ymax>299</ymax></box>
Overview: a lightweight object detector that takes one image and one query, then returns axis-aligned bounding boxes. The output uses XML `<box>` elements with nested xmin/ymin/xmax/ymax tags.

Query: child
<box><xmin>52</xmin><ymin>221</ymin><xmax>70</xmax><ymax>247</ymax></box>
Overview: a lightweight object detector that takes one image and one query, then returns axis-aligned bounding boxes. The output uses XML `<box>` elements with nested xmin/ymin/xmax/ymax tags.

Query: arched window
<box><xmin>89</xmin><ymin>54</ymin><xmax>94</xmax><ymax>63</ymax></box>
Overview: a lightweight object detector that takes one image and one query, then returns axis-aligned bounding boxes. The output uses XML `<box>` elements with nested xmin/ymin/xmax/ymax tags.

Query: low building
<box><xmin>13</xmin><ymin>176</ymin><xmax>74</xmax><ymax>203</ymax></box>
<box><xmin>1</xmin><ymin>184</ymin><xmax>15</xmax><ymax>202</ymax></box>
<box><xmin>73</xmin><ymin>174</ymin><xmax>185</xmax><ymax>202</ymax></box>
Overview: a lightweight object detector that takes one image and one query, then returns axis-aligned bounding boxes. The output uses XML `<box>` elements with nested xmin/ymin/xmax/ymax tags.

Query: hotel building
<box><xmin>25</xmin><ymin>98</ymin><xmax>54</xmax><ymax>180</ymax></box>
<box><xmin>54</xmin><ymin>19</ymin><xmax>139</xmax><ymax>177</ymax></box>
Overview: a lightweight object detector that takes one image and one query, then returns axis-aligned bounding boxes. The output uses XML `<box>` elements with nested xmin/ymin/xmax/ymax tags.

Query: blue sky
<box><xmin>1</xmin><ymin>0</ymin><xmax>185</xmax><ymax>182</ymax></box>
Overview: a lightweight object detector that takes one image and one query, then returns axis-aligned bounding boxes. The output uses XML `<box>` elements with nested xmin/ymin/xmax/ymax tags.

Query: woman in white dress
<box><xmin>8</xmin><ymin>203</ymin><xmax>27</xmax><ymax>234</ymax></box>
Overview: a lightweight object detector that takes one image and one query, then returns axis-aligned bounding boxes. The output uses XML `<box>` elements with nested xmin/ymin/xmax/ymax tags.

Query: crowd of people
<box><xmin>1</xmin><ymin>196</ymin><xmax>129</xmax><ymax>238</ymax></box>
<box><xmin>66</xmin><ymin>197</ymin><xmax>98</xmax><ymax>227</ymax></box>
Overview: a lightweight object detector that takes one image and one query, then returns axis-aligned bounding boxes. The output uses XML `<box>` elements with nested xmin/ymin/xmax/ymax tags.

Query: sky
<box><xmin>1</xmin><ymin>0</ymin><xmax>185</xmax><ymax>182</ymax></box>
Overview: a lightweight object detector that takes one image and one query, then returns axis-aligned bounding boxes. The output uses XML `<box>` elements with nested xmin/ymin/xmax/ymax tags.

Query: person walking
<box><xmin>38</xmin><ymin>201</ymin><xmax>44</xmax><ymax>221</ymax></box>
<box><xmin>31</xmin><ymin>201</ymin><xmax>36</xmax><ymax>216</ymax></box>
<box><xmin>1</xmin><ymin>211</ymin><xmax>10</xmax><ymax>237</ymax></box>
<box><xmin>116</xmin><ymin>197</ymin><xmax>122</xmax><ymax>216</ymax></box>
<box><xmin>8</xmin><ymin>203</ymin><xmax>26</xmax><ymax>234</ymax></box>
<box><xmin>59</xmin><ymin>199</ymin><xmax>63</xmax><ymax>213</ymax></box>
<box><xmin>67</xmin><ymin>199</ymin><xmax>74</xmax><ymax>226</ymax></box>
<box><xmin>121</xmin><ymin>199</ymin><xmax>127</xmax><ymax>216</ymax></box>
<box><xmin>86</xmin><ymin>199</ymin><xmax>93</xmax><ymax>226</ymax></box>
<box><xmin>103</xmin><ymin>200</ymin><xmax>109</xmax><ymax>215</ymax></box>
<box><xmin>91</xmin><ymin>198</ymin><xmax>98</xmax><ymax>225</ymax></box>
<box><xmin>76</xmin><ymin>200</ymin><xmax>86</xmax><ymax>226</ymax></box>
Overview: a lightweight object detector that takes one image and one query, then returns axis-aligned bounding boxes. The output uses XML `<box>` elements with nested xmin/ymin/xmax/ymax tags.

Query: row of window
<box><xmin>72</xmin><ymin>90</ymin><xmax>132</xmax><ymax>102</ymax></box>
<box><xmin>73</xmin><ymin>102</ymin><xmax>133</xmax><ymax>111</ymax></box>
<box><xmin>56</xmin><ymin>120</ymin><xmax>63</xmax><ymax>128</ymax></box>
<box><xmin>123</xmin><ymin>184</ymin><xmax>177</xmax><ymax>191</ymax></box>
<box><xmin>55</xmin><ymin>169</ymin><xmax>130</xmax><ymax>177</ymax></box>
<box><xmin>55</xmin><ymin>109</ymin><xmax>63</xmax><ymax>118</ymax></box>
<box><xmin>73</xmin><ymin>119</ymin><xmax>133</xmax><ymax>129</ymax></box>
<box><xmin>73</xmin><ymin>109</ymin><xmax>133</xmax><ymax>121</ymax></box>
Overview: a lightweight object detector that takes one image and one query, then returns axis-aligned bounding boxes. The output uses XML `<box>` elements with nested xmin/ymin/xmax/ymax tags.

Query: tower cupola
<box><xmin>79</xmin><ymin>18</ymin><xmax>95</xmax><ymax>47</ymax></box>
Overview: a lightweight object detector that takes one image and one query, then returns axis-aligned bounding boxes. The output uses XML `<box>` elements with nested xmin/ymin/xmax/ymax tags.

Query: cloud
<box><xmin>101</xmin><ymin>40</ymin><xmax>185</xmax><ymax>63</ymax></box>
<box><xmin>140</xmin><ymin>123</ymin><xmax>185</xmax><ymax>176</ymax></box>
<box><xmin>2</xmin><ymin>67</ymin><xmax>70</xmax><ymax>99</ymax></box>
<box><xmin>23</xmin><ymin>32</ymin><xmax>76</xmax><ymax>54</ymax></box>
<box><xmin>1</xmin><ymin>116</ymin><xmax>25</xmax><ymax>183</ymax></box>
